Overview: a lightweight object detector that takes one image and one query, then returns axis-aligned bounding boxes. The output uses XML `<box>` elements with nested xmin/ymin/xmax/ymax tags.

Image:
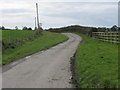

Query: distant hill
<box><xmin>46</xmin><ymin>25</ymin><xmax>119</xmax><ymax>37</ymax></box>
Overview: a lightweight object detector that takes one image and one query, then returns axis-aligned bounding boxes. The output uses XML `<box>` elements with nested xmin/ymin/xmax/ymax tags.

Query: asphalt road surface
<box><xmin>2</xmin><ymin>33</ymin><xmax>82</xmax><ymax>88</ymax></box>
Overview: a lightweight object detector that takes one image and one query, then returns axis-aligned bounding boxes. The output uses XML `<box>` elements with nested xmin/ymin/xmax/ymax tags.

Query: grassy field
<box><xmin>75</xmin><ymin>33</ymin><xmax>118</xmax><ymax>88</ymax></box>
<box><xmin>2</xmin><ymin>30</ymin><xmax>36</xmax><ymax>51</ymax></box>
<box><xmin>2</xmin><ymin>30</ymin><xmax>68</xmax><ymax>65</ymax></box>
<box><xmin>2</xmin><ymin>30</ymin><xmax>35</xmax><ymax>40</ymax></box>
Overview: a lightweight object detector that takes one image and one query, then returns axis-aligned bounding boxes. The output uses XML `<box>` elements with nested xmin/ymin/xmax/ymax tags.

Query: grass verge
<box><xmin>75</xmin><ymin>33</ymin><xmax>118</xmax><ymax>88</ymax></box>
<box><xmin>2</xmin><ymin>31</ymin><xmax>68</xmax><ymax>65</ymax></box>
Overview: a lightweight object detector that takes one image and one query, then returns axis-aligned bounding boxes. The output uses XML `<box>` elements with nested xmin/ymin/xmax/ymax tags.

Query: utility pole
<box><xmin>35</xmin><ymin>3</ymin><xmax>42</xmax><ymax>36</ymax></box>
<box><xmin>36</xmin><ymin>3</ymin><xmax>40</xmax><ymax>29</ymax></box>
<box><xmin>35</xmin><ymin>17</ymin><xmax>37</xmax><ymax>30</ymax></box>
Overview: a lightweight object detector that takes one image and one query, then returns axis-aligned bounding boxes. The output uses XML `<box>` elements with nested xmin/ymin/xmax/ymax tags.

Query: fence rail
<box><xmin>92</xmin><ymin>32</ymin><xmax>120</xmax><ymax>44</ymax></box>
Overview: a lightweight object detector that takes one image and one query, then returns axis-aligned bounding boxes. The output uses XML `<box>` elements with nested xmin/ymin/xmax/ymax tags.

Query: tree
<box><xmin>1</xmin><ymin>26</ymin><xmax>5</xmax><ymax>30</ymax></box>
<box><xmin>15</xmin><ymin>26</ymin><xmax>18</xmax><ymax>30</ymax></box>
<box><xmin>22</xmin><ymin>26</ymin><xmax>28</xmax><ymax>30</ymax></box>
<box><xmin>118</xmin><ymin>27</ymin><xmax>120</xmax><ymax>32</ymax></box>
<box><xmin>111</xmin><ymin>25</ymin><xmax>118</xmax><ymax>31</ymax></box>
<box><xmin>27</xmin><ymin>27</ymin><xmax>32</xmax><ymax>30</ymax></box>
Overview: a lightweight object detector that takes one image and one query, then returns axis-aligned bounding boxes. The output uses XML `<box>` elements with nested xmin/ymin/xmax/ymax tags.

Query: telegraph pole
<box><xmin>35</xmin><ymin>3</ymin><xmax>42</xmax><ymax>36</ymax></box>
<box><xmin>35</xmin><ymin>17</ymin><xmax>37</xmax><ymax>30</ymax></box>
<box><xmin>36</xmin><ymin>3</ymin><xmax>40</xmax><ymax>29</ymax></box>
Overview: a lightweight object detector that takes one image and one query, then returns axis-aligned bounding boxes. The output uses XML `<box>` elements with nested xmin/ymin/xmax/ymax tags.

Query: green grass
<box><xmin>2</xmin><ymin>30</ymin><xmax>36</xmax><ymax>51</ymax></box>
<box><xmin>2</xmin><ymin>30</ymin><xmax>35</xmax><ymax>40</ymax></box>
<box><xmin>75</xmin><ymin>33</ymin><xmax>118</xmax><ymax>88</ymax></box>
<box><xmin>2</xmin><ymin>31</ymin><xmax>68</xmax><ymax>65</ymax></box>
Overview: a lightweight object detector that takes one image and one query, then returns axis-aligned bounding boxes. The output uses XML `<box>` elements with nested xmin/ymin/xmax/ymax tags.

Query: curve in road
<box><xmin>2</xmin><ymin>33</ymin><xmax>82</xmax><ymax>88</ymax></box>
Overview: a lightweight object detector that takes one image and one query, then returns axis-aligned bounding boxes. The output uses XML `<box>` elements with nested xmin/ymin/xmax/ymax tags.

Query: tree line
<box><xmin>0</xmin><ymin>26</ymin><xmax>33</xmax><ymax>30</ymax></box>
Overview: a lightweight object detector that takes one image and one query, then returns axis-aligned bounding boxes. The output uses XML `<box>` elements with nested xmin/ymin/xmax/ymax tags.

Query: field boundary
<box><xmin>92</xmin><ymin>32</ymin><xmax>120</xmax><ymax>44</ymax></box>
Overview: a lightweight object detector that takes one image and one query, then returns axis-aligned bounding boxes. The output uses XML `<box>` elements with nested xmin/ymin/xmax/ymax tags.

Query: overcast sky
<box><xmin>0</xmin><ymin>0</ymin><xmax>119</xmax><ymax>29</ymax></box>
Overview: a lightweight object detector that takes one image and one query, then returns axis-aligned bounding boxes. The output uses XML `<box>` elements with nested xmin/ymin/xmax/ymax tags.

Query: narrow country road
<box><xmin>2</xmin><ymin>33</ymin><xmax>82</xmax><ymax>88</ymax></box>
